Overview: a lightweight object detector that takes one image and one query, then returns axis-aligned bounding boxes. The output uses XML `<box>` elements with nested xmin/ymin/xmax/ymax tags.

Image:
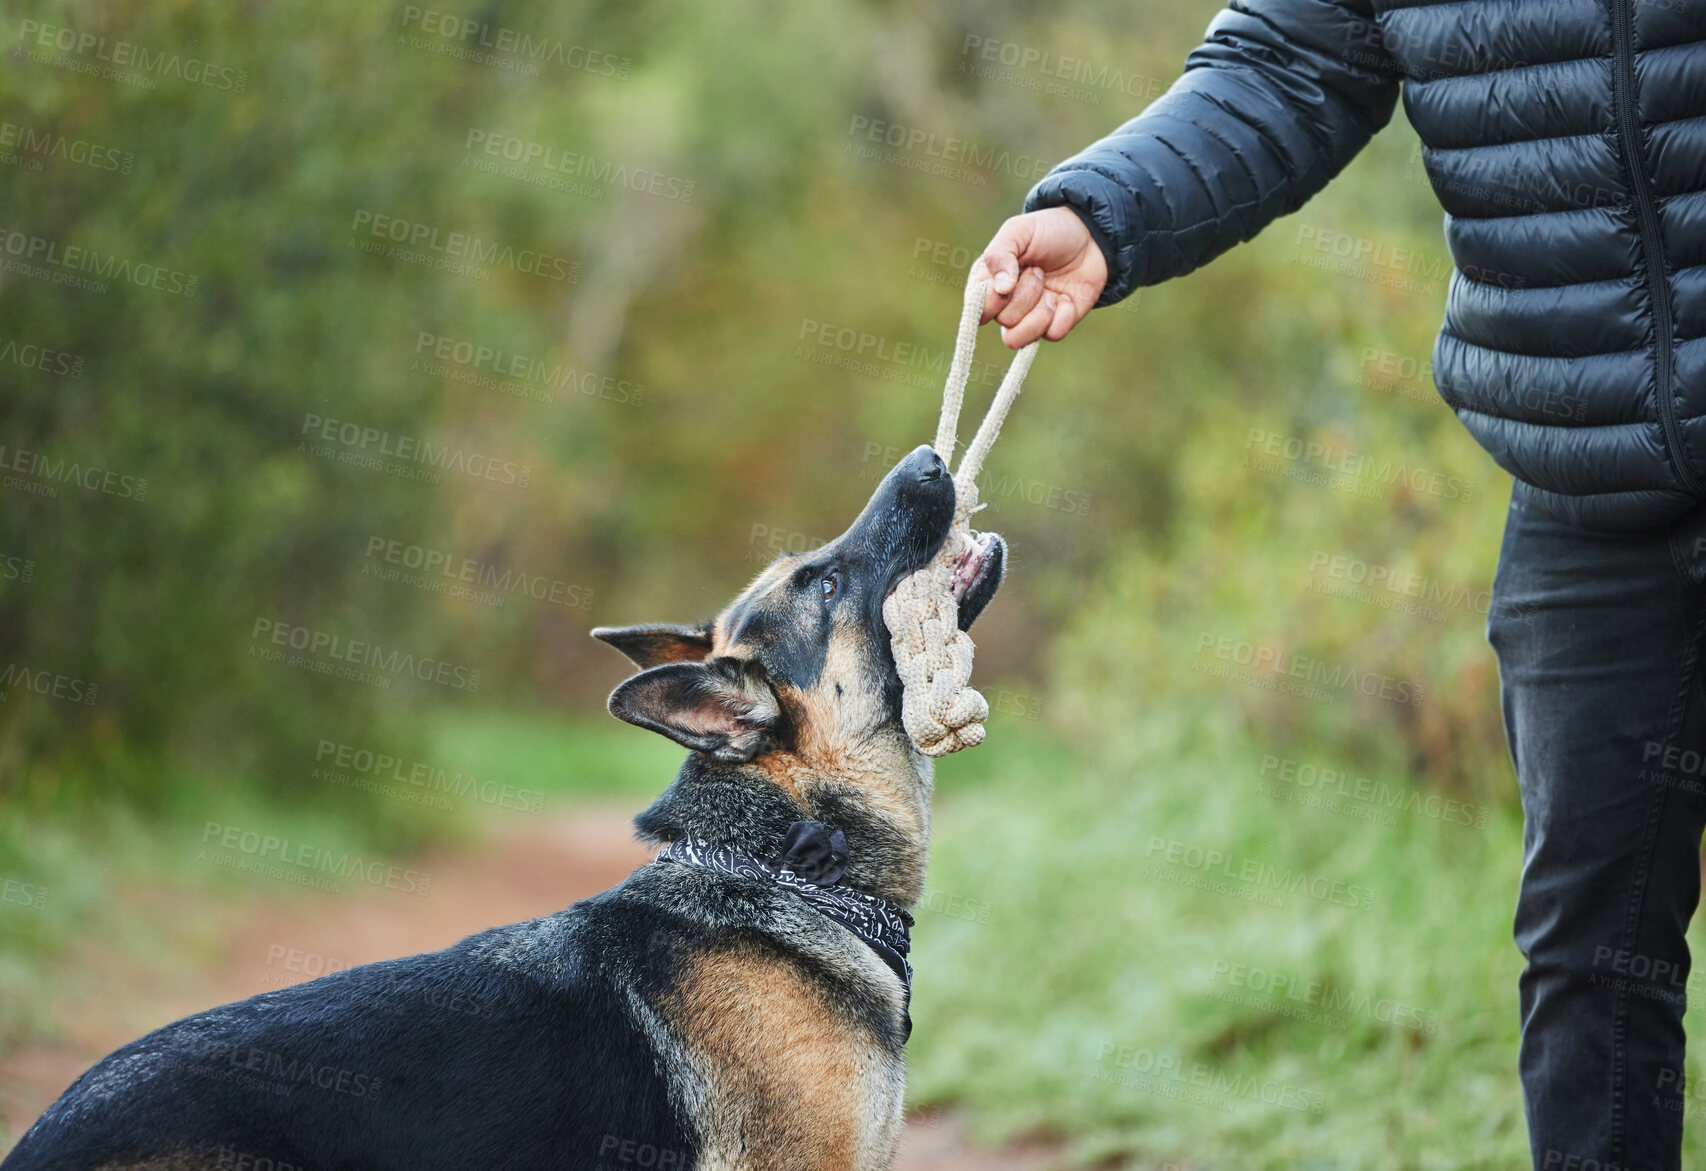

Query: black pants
<box><xmin>1492</xmin><ymin>480</ymin><xmax>1706</xmax><ymax>1170</ymax></box>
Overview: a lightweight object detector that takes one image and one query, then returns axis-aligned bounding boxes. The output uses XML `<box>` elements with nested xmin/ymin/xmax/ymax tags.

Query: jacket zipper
<box><xmin>1610</xmin><ymin>0</ymin><xmax>1702</xmax><ymax>495</ymax></box>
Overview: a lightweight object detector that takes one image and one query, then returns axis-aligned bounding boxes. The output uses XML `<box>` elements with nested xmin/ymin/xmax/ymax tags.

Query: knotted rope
<box><xmin>883</xmin><ymin>275</ymin><xmax>1039</xmax><ymax>757</ymax></box>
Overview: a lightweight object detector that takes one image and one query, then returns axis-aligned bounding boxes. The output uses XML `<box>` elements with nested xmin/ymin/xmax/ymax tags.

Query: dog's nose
<box><xmin>918</xmin><ymin>449</ymin><xmax>946</xmax><ymax>482</ymax></box>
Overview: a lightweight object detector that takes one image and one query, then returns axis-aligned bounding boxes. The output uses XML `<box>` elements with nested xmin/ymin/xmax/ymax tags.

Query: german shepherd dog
<box><xmin>3</xmin><ymin>444</ymin><xmax>1006</xmax><ymax>1171</ymax></box>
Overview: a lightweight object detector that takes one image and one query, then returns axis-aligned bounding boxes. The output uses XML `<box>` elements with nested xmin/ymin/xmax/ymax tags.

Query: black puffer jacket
<box><xmin>1024</xmin><ymin>0</ymin><xmax>1706</xmax><ymax>531</ymax></box>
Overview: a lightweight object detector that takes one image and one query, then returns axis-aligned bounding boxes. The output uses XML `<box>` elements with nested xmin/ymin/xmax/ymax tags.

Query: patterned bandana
<box><xmin>654</xmin><ymin>821</ymin><xmax>915</xmax><ymax>1042</ymax></box>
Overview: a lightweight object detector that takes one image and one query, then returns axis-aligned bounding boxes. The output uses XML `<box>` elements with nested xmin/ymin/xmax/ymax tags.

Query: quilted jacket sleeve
<box><xmin>1023</xmin><ymin>0</ymin><xmax>1404</xmax><ymax>306</ymax></box>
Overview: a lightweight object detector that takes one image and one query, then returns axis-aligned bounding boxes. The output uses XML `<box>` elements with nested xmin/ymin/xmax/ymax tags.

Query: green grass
<box><xmin>914</xmin><ymin>702</ymin><xmax>1706</xmax><ymax>1169</ymax></box>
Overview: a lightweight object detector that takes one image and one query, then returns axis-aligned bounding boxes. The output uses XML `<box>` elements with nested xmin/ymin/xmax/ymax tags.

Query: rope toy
<box><xmin>883</xmin><ymin>275</ymin><xmax>1039</xmax><ymax>757</ymax></box>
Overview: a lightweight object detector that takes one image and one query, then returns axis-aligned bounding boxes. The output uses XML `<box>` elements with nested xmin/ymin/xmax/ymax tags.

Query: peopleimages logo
<box><xmin>796</xmin><ymin>319</ymin><xmax>1008</xmax><ymax>392</ymax></box>
<box><xmin>958</xmin><ymin>34</ymin><xmax>1167</xmax><ymax>102</ymax></box>
<box><xmin>314</xmin><ymin>739</ymin><xmax>545</xmax><ymax>813</ymax></box>
<box><xmin>1144</xmin><ymin>835</ymin><xmax>1376</xmax><ymax>911</ymax></box>
<box><xmin>249</xmin><ymin>618</ymin><xmax>481</xmax><ymax>692</ymax></box>
<box><xmin>0</xmin><ymin>121</ymin><xmax>133</xmax><ymax>173</ymax></box>
<box><xmin>364</xmin><ymin>535</ymin><xmax>594</xmax><ymax>611</ymax></box>
<box><xmin>1258</xmin><ymin>754</ymin><xmax>1488</xmax><ymax>829</ymax></box>
<box><xmin>0</xmin><ymin>663</ymin><xmax>97</xmax><ymax>706</ymax></box>
<box><xmin>1305</xmin><ymin>550</ymin><xmax>1491</xmax><ymax>624</ymax></box>
<box><xmin>14</xmin><ymin>19</ymin><xmax>249</xmax><ymax>92</ymax></box>
<box><xmin>1207</xmin><ymin>959</ymin><xmax>1442</xmax><ymax>1035</ymax></box>
<box><xmin>348</xmin><ymin>210</ymin><xmax>575</xmax><ymax>283</ymax></box>
<box><xmin>0</xmin><ymin>227</ymin><xmax>197</xmax><ymax>296</ymax></box>
<box><xmin>397</xmin><ymin>7</ymin><xmax>631</xmax><ymax>78</ymax></box>
<box><xmin>0</xmin><ymin>443</ymin><xmax>147</xmax><ymax>501</ymax></box>
<box><xmin>199</xmin><ymin>820</ymin><xmax>430</xmax><ymax>897</ymax></box>
<box><xmin>1093</xmin><ymin>1043</ymin><xmax>1327</xmax><ymax>1115</ymax></box>
<box><xmin>412</xmin><ymin>331</ymin><xmax>643</xmax><ymax>405</ymax></box>
<box><xmin>300</xmin><ymin>414</ymin><xmax>532</xmax><ymax>488</ymax></box>
<box><xmin>0</xmin><ymin>553</ymin><xmax>35</xmax><ymax>583</ymax></box>
<box><xmin>0</xmin><ymin>336</ymin><xmax>84</xmax><ymax>377</ymax></box>
<box><xmin>843</xmin><ymin>116</ymin><xmax>1051</xmax><ymax>183</ymax></box>
<box><xmin>461</xmin><ymin>130</ymin><xmax>695</xmax><ymax>203</ymax></box>
<box><xmin>1243</xmin><ymin>427</ymin><xmax>1476</xmax><ymax>503</ymax></box>
<box><xmin>1194</xmin><ymin>631</ymin><xmax>1426</xmax><ymax>708</ymax></box>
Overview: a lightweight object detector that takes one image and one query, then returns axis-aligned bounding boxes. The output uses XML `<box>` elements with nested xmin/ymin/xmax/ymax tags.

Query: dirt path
<box><xmin>0</xmin><ymin>808</ymin><xmax>1061</xmax><ymax>1168</ymax></box>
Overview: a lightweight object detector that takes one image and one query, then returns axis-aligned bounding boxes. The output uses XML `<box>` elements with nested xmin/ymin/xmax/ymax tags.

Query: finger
<box><xmin>969</xmin><ymin>259</ymin><xmax>1008</xmax><ymax>324</ymax></box>
<box><xmin>994</xmin><ymin>267</ymin><xmax>1046</xmax><ymax>330</ymax></box>
<box><xmin>1001</xmin><ymin>290</ymin><xmax>1058</xmax><ymax>349</ymax></box>
<box><xmin>972</xmin><ymin>220</ymin><xmax>1029</xmax><ymax>321</ymax></box>
<box><xmin>1044</xmin><ymin>289</ymin><xmax>1085</xmax><ymax>342</ymax></box>
<box><xmin>971</xmin><ymin>259</ymin><xmax>1019</xmax><ymax>325</ymax></box>
<box><xmin>984</xmin><ymin>219</ymin><xmax>1028</xmax><ymax>296</ymax></box>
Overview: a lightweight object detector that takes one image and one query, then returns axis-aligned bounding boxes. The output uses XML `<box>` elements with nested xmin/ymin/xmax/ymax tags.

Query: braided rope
<box><xmin>883</xmin><ymin>276</ymin><xmax>1039</xmax><ymax>757</ymax></box>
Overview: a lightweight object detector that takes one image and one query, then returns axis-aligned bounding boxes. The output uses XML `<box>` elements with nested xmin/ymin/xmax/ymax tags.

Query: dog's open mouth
<box><xmin>880</xmin><ymin>519</ymin><xmax>1005</xmax><ymax>631</ymax></box>
<box><xmin>951</xmin><ymin>532</ymin><xmax>995</xmax><ymax>602</ymax></box>
<box><xmin>953</xmin><ymin>530</ymin><xmax>1004</xmax><ymax>630</ymax></box>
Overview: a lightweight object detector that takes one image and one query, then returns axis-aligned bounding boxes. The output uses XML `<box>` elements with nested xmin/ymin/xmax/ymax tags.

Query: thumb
<box><xmin>975</xmin><ymin>218</ymin><xmax>1033</xmax><ymax>296</ymax></box>
<box><xmin>983</xmin><ymin>251</ymin><xmax>1018</xmax><ymax>295</ymax></box>
<box><xmin>968</xmin><ymin>253</ymin><xmax>1017</xmax><ymax>297</ymax></box>
<box><xmin>969</xmin><ymin>254</ymin><xmax>1015</xmax><ymax>324</ymax></box>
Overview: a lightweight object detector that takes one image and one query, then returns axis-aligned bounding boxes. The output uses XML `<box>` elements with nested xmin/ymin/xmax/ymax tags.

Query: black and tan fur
<box><xmin>1</xmin><ymin>445</ymin><xmax>1006</xmax><ymax>1171</ymax></box>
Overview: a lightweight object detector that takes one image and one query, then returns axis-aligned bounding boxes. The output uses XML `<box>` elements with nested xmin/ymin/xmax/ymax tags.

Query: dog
<box><xmin>2</xmin><ymin>443</ymin><xmax>1007</xmax><ymax>1171</ymax></box>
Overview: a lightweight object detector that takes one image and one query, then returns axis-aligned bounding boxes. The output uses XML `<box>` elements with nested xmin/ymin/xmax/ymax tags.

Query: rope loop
<box><xmin>883</xmin><ymin>276</ymin><xmax>1039</xmax><ymax>757</ymax></box>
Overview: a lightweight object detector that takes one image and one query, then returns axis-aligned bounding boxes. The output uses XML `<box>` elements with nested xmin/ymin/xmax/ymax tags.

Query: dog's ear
<box><xmin>591</xmin><ymin>623</ymin><xmax>714</xmax><ymax>669</ymax></box>
<box><xmin>607</xmin><ymin>657</ymin><xmax>780</xmax><ymax>762</ymax></box>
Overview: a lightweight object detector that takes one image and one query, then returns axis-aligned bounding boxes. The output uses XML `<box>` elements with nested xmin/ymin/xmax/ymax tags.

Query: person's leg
<box><xmin>1490</xmin><ymin>482</ymin><xmax>1706</xmax><ymax>1171</ymax></box>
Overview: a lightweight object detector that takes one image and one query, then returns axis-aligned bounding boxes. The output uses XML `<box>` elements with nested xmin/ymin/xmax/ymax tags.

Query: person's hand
<box><xmin>970</xmin><ymin>207</ymin><xmax>1110</xmax><ymax>349</ymax></box>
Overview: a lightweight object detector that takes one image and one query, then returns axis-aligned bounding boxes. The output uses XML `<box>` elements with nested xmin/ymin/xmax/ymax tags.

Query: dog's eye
<box><xmin>820</xmin><ymin>574</ymin><xmax>838</xmax><ymax>602</ymax></box>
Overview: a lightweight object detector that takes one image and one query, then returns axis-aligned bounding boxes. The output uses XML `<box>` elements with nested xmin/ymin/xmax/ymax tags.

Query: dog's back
<box><xmin>4</xmin><ymin>881</ymin><xmax>695</xmax><ymax>1171</ymax></box>
<box><xmin>5</xmin><ymin>855</ymin><xmax>909</xmax><ymax>1171</ymax></box>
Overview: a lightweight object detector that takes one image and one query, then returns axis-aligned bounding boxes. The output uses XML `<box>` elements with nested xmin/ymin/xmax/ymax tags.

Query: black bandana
<box><xmin>654</xmin><ymin>820</ymin><xmax>915</xmax><ymax>1042</ymax></box>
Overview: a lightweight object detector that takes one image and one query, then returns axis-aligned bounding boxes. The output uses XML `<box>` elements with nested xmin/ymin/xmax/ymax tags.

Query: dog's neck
<box><xmin>633</xmin><ymin>725</ymin><xmax>933</xmax><ymax>906</ymax></box>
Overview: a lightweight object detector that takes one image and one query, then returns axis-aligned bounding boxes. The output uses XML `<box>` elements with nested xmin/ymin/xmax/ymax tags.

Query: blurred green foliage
<box><xmin>0</xmin><ymin>0</ymin><xmax>1508</xmax><ymax>819</ymax></box>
